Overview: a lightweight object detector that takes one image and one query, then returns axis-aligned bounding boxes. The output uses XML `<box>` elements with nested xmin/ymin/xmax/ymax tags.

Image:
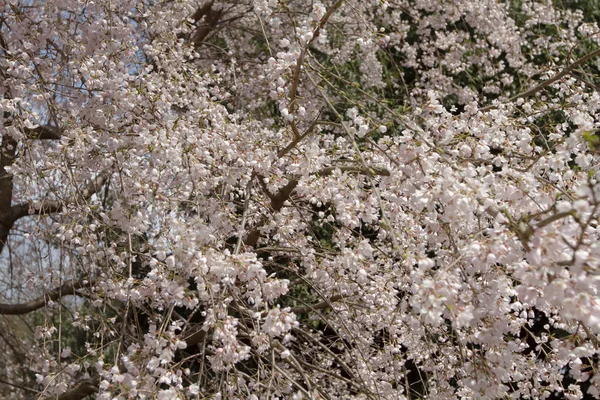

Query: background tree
<box><xmin>1</xmin><ymin>0</ymin><xmax>600</xmax><ymax>399</ymax></box>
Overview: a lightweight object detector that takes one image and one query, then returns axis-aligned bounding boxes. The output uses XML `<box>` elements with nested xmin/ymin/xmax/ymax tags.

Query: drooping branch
<box><xmin>289</xmin><ymin>294</ymin><xmax>345</xmax><ymax>315</ymax></box>
<box><xmin>42</xmin><ymin>376</ymin><xmax>99</xmax><ymax>400</ymax></box>
<box><xmin>179</xmin><ymin>294</ymin><xmax>348</xmax><ymax>350</ymax></box>
<box><xmin>0</xmin><ymin>279</ymin><xmax>92</xmax><ymax>315</ymax></box>
<box><xmin>269</xmin><ymin>179</ymin><xmax>299</xmax><ymax>213</ymax></box>
<box><xmin>481</xmin><ymin>47</ymin><xmax>600</xmax><ymax>112</ymax></box>
<box><xmin>0</xmin><ymin>377</ymin><xmax>39</xmax><ymax>396</ymax></box>
<box><xmin>245</xmin><ymin>165</ymin><xmax>388</xmax><ymax>247</ymax></box>
<box><xmin>191</xmin><ymin>1</ymin><xmax>224</xmax><ymax>47</ymax></box>
<box><xmin>315</xmin><ymin>165</ymin><xmax>390</xmax><ymax>177</ymax></box>
<box><xmin>286</xmin><ymin>0</ymin><xmax>344</xmax><ymax>139</ymax></box>
<box><xmin>1</xmin><ymin>121</ymin><xmax>62</xmax><ymax>140</ymax></box>
<box><xmin>9</xmin><ymin>170</ymin><xmax>111</xmax><ymax>223</ymax></box>
<box><xmin>0</xmin><ymin>133</ymin><xmax>18</xmax><ymax>252</ymax></box>
<box><xmin>243</xmin><ymin>178</ymin><xmax>299</xmax><ymax>247</ymax></box>
<box><xmin>0</xmin><ymin>121</ymin><xmax>69</xmax><ymax>253</ymax></box>
<box><xmin>184</xmin><ymin>327</ymin><xmax>208</xmax><ymax>348</ymax></box>
<box><xmin>23</xmin><ymin>125</ymin><xmax>62</xmax><ymax>140</ymax></box>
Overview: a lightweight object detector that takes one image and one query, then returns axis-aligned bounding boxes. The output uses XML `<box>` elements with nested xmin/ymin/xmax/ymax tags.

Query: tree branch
<box><xmin>184</xmin><ymin>327</ymin><xmax>208</xmax><ymax>348</ymax></box>
<box><xmin>481</xmin><ymin>47</ymin><xmax>600</xmax><ymax>112</ymax></box>
<box><xmin>245</xmin><ymin>165</ymin><xmax>388</xmax><ymax>247</ymax></box>
<box><xmin>243</xmin><ymin>178</ymin><xmax>299</xmax><ymax>247</ymax></box>
<box><xmin>0</xmin><ymin>122</ymin><xmax>61</xmax><ymax>252</ymax></box>
<box><xmin>9</xmin><ymin>170</ymin><xmax>110</xmax><ymax>223</ymax></box>
<box><xmin>191</xmin><ymin>1</ymin><xmax>224</xmax><ymax>47</ymax></box>
<box><xmin>286</xmin><ymin>0</ymin><xmax>344</xmax><ymax>139</ymax></box>
<box><xmin>0</xmin><ymin>133</ymin><xmax>18</xmax><ymax>252</ymax></box>
<box><xmin>0</xmin><ymin>279</ymin><xmax>92</xmax><ymax>315</ymax></box>
<box><xmin>42</xmin><ymin>376</ymin><xmax>99</xmax><ymax>400</ymax></box>
<box><xmin>289</xmin><ymin>294</ymin><xmax>345</xmax><ymax>314</ymax></box>
<box><xmin>315</xmin><ymin>165</ymin><xmax>390</xmax><ymax>177</ymax></box>
<box><xmin>23</xmin><ymin>125</ymin><xmax>62</xmax><ymax>140</ymax></box>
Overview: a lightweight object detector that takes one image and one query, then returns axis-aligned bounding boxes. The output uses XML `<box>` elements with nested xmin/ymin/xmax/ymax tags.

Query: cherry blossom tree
<box><xmin>1</xmin><ymin>0</ymin><xmax>600</xmax><ymax>398</ymax></box>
